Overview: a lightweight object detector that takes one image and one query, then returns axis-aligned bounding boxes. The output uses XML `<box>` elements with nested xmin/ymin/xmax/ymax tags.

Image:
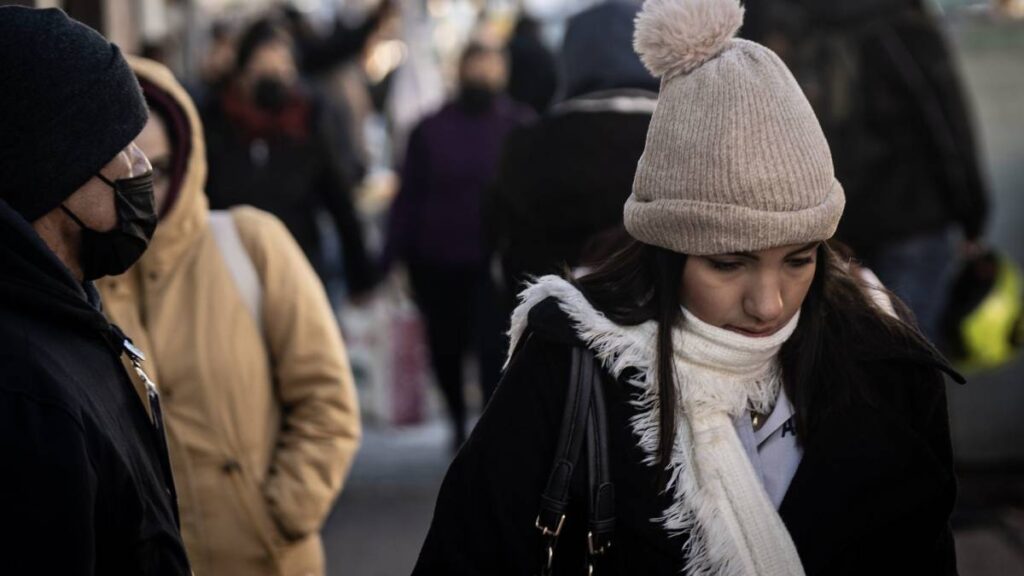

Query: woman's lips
<box><xmin>725</xmin><ymin>325</ymin><xmax>780</xmax><ymax>337</ymax></box>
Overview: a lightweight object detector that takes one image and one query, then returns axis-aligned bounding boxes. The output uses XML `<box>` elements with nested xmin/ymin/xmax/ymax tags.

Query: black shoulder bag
<box><xmin>535</xmin><ymin>347</ymin><xmax>615</xmax><ymax>575</ymax></box>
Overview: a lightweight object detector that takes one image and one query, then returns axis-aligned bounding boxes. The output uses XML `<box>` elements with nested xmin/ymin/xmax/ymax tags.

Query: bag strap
<box><xmin>587</xmin><ymin>368</ymin><xmax>615</xmax><ymax>558</ymax></box>
<box><xmin>536</xmin><ymin>347</ymin><xmax>614</xmax><ymax>575</ymax></box>
<box><xmin>537</xmin><ymin>347</ymin><xmax>593</xmax><ymax>536</ymax></box>
<box><xmin>208</xmin><ymin>210</ymin><xmax>263</xmax><ymax>327</ymax></box>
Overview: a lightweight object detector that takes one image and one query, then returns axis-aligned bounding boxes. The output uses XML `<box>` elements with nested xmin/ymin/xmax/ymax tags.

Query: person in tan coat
<box><xmin>97</xmin><ymin>56</ymin><xmax>361</xmax><ymax>576</ymax></box>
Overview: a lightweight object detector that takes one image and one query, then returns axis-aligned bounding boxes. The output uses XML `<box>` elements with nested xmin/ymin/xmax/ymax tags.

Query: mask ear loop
<box><xmin>59</xmin><ymin>204</ymin><xmax>90</xmax><ymax>229</ymax></box>
<box><xmin>59</xmin><ymin>172</ymin><xmax>119</xmax><ymax>229</ymax></box>
<box><xmin>96</xmin><ymin>173</ymin><xmax>116</xmax><ymax>188</ymax></box>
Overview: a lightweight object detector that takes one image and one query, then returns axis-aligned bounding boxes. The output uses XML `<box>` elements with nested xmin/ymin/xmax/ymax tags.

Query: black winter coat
<box><xmin>488</xmin><ymin>90</ymin><xmax>656</xmax><ymax>300</ymax></box>
<box><xmin>413</xmin><ymin>297</ymin><xmax>961</xmax><ymax>576</ymax></box>
<box><xmin>0</xmin><ymin>201</ymin><xmax>191</xmax><ymax>574</ymax></box>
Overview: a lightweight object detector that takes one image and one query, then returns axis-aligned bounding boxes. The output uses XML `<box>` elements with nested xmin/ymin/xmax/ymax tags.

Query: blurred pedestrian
<box><xmin>743</xmin><ymin>0</ymin><xmax>990</xmax><ymax>341</ymax></box>
<box><xmin>0</xmin><ymin>7</ymin><xmax>190</xmax><ymax>574</ymax></box>
<box><xmin>202</xmin><ymin>17</ymin><xmax>377</xmax><ymax>296</ymax></box>
<box><xmin>384</xmin><ymin>41</ymin><xmax>534</xmax><ymax>449</ymax></box>
<box><xmin>506</xmin><ymin>14</ymin><xmax>558</xmax><ymax>115</ymax></box>
<box><xmin>283</xmin><ymin>0</ymin><xmax>394</xmax><ymax>78</ymax></box>
<box><xmin>489</xmin><ymin>0</ymin><xmax>659</xmax><ymax>313</ymax></box>
<box><xmin>414</xmin><ymin>1</ymin><xmax>960</xmax><ymax>574</ymax></box>
<box><xmin>97</xmin><ymin>57</ymin><xmax>361</xmax><ymax>576</ymax></box>
<box><xmin>193</xmin><ymin>20</ymin><xmax>237</xmax><ymax>106</ymax></box>
<box><xmin>279</xmin><ymin>1</ymin><xmax>396</xmax><ymax>207</ymax></box>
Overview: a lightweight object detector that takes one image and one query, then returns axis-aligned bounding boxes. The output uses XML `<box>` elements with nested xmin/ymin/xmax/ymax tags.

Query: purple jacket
<box><xmin>387</xmin><ymin>97</ymin><xmax>533</xmax><ymax>267</ymax></box>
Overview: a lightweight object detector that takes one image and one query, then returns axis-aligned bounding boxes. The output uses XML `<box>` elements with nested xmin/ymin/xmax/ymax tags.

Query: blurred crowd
<box><xmin>1</xmin><ymin>0</ymin><xmax>1022</xmax><ymax>574</ymax></box>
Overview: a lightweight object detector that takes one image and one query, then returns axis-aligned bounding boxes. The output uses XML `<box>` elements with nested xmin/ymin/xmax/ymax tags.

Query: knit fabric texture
<box><xmin>625</xmin><ymin>0</ymin><xmax>844</xmax><ymax>255</ymax></box>
<box><xmin>0</xmin><ymin>7</ymin><xmax>147</xmax><ymax>222</ymax></box>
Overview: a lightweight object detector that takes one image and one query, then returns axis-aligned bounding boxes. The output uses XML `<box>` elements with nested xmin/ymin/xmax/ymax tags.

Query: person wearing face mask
<box><xmin>383</xmin><ymin>41</ymin><xmax>534</xmax><ymax>450</ymax></box>
<box><xmin>97</xmin><ymin>56</ymin><xmax>361</xmax><ymax>576</ymax></box>
<box><xmin>413</xmin><ymin>1</ymin><xmax>961</xmax><ymax>574</ymax></box>
<box><xmin>201</xmin><ymin>17</ymin><xmax>376</xmax><ymax>296</ymax></box>
<box><xmin>0</xmin><ymin>7</ymin><xmax>190</xmax><ymax>574</ymax></box>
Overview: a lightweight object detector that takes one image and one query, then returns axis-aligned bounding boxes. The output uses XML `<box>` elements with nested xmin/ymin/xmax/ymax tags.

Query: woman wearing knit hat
<box><xmin>412</xmin><ymin>0</ymin><xmax>961</xmax><ymax>575</ymax></box>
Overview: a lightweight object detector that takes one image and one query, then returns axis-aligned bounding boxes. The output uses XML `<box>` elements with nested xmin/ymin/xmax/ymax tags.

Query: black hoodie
<box><xmin>0</xmin><ymin>200</ymin><xmax>190</xmax><ymax>575</ymax></box>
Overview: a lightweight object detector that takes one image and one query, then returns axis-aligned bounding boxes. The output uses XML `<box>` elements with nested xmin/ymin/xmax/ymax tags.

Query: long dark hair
<box><xmin>573</xmin><ymin>236</ymin><xmax>935</xmax><ymax>483</ymax></box>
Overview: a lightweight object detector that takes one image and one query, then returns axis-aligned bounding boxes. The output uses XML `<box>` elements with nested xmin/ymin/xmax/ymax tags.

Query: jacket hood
<box><xmin>0</xmin><ymin>199</ymin><xmax>116</xmax><ymax>340</ymax></box>
<box><xmin>560</xmin><ymin>0</ymin><xmax>659</xmax><ymax>100</ymax></box>
<box><xmin>123</xmin><ymin>56</ymin><xmax>210</xmax><ymax>274</ymax></box>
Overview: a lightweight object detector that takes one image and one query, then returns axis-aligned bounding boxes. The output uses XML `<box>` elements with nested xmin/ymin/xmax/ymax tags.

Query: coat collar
<box><xmin>549</xmin><ymin>89</ymin><xmax>658</xmax><ymax>117</ymax></box>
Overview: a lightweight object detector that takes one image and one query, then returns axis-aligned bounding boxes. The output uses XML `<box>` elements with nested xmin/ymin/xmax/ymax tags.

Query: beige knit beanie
<box><xmin>624</xmin><ymin>0</ymin><xmax>845</xmax><ymax>255</ymax></box>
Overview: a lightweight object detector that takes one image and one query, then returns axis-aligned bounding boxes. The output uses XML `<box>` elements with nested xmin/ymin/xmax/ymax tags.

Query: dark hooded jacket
<box><xmin>506</xmin><ymin>16</ymin><xmax>559</xmax><ymax>115</ymax></box>
<box><xmin>0</xmin><ymin>200</ymin><xmax>190</xmax><ymax>574</ymax></box>
<box><xmin>742</xmin><ymin>0</ymin><xmax>988</xmax><ymax>254</ymax></box>
<box><xmin>413</xmin><ymin>290</ymin><xmax>961</xmax><ymax>576</ymax></box>
<box><xmin>488</xmin><ymin>0</ymin><xmax>659</xmax><ymax>309</ymax></box>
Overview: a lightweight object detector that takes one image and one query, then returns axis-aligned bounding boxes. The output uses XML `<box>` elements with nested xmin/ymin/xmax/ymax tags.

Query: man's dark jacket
<box><xmin>0</xmin><ymin>200</ymin><xmax>191</xmax><ymax>575</ymax></box>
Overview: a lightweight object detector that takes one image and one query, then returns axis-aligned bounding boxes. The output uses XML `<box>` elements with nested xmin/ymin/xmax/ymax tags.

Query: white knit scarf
<box><xmin>508</xmin><ymin>276</ymin><xmax>806</xmax><ymax>576</ymax></box>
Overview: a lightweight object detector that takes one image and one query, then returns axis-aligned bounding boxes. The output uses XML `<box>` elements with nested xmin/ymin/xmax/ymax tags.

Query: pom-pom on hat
<box><xmin>624</xmin><ymin>0</ymin><xmax>845</xmax><ymax>256</ymax></box>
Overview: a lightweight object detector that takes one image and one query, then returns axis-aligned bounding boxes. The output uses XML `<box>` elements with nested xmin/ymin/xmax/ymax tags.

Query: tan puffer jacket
<box><xmin>98</xmin><ymin>57</ymin><xmax>361</xmax><ymax>576</ymax></box>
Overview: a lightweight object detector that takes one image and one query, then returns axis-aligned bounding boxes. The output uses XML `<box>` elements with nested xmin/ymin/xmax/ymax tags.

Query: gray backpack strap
<box><xmin>208</xmin><ymin>210</ymin><xmax>263</xmax><ymax>327</ymax></box>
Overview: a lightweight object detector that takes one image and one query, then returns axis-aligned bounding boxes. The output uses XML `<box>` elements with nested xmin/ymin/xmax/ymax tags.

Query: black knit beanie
<box><xmin>0</xmin><ymin>7</ymin><xmax>148</xmax><ymax>222</ymax></box>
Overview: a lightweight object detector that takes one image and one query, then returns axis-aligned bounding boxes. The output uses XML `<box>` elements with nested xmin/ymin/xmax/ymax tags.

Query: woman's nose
<box><xmin>743</xmin><ymin>273</ymin><xmax>784</xmax><ymax>325</ymax></box>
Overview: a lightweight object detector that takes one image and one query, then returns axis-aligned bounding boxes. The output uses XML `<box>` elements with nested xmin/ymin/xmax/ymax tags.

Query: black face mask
<box><xmin>61</xmin><ymin>171</ymin><xmax>158</xmax><ymax>281</ymax></box>
<box><xmin>253</xmin><ymin>76</ymin><xmax>290</xmax><ymax>113</ymax></box>
<box><xmin>458</xmin><ymin>85</ymin><xmax>498</xmax><ymax>115</ymax></box>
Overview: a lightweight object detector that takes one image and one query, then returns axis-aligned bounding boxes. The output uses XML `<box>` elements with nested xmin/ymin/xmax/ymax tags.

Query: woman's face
<box><xmin>681</xmin><ymin>242</ymin><xmax>820</xmax><ymax>337</ymax></box>
<box><xmin>242</xmin><ymin>40</ymin><xmax>298</xmax><ymax>94</ymax></box>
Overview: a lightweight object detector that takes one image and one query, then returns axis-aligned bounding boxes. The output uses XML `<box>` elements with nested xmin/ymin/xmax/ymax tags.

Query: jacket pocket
<box><xmin>190</xmin><ymin>456</ymin><xmax>287</xmax><ymax>574</ymax></box>
<box><xmin>229</xmin><ymin>462</ymin><xmax>325</xmax><ymax>576</ymax></box>
<box><xmin>226</xmin><ymin>459</ymin><xmax>290</xmax><ymax>550</ymax></box>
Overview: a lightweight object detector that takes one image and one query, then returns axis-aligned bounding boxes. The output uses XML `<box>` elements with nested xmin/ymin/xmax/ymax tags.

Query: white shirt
<box><xmin>733</xmin><ymin>388</ymin><xmax>803</xmax><ymax>509</ymax></box>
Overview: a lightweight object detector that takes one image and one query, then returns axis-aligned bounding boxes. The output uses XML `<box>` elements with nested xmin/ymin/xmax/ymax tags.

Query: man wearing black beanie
<box><xmin>0</xmin><ymin>7</ymin><xmax>191</xmax><ymax>574</ymax></box>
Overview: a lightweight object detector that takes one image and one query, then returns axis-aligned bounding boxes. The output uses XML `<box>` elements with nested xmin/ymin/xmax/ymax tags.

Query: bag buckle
<box><xmin>536</xmin><ymin>514</ymin><xmax>564</xmax><ymax>576</ymax></box>
<box><xmin>535</xmin><ymin>513</ymin><xmax>566</xmax><ymax>538</ymax></box>
<box><xmin>588</xmin><ymin>531</ymin><xmax>611</xmax><ymax>556</ymax></box>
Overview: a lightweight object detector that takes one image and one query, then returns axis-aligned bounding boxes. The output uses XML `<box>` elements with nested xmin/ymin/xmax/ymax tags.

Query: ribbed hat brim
<box><xmin>624</xmin><ymin>178</ymin><xmax>845</xmax><ymax>255</ymax></box>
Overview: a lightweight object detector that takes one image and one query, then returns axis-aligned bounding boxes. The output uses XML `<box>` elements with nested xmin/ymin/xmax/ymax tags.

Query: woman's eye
<box><xmin>787</xmin><ymin>257</ymin><xmax>815</xmax><ymax>268</ymax></box>
<box><xmin>708</xmin><ymin>259</ymin><xmax>742</xmax><ymax>272</ymax></box>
